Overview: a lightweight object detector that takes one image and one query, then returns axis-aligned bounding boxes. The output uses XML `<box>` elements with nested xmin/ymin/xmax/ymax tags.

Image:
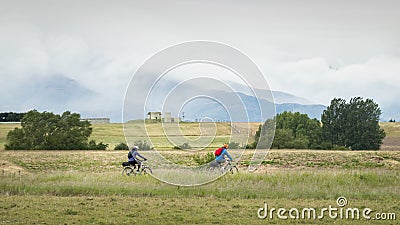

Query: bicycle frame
<box><xmin>122</xmin><ymin>160</ymin><xmax>152</xmax><ymax>176</ymax></box>
<box><xmin>208</xmin><ymin>160</ymin><xmax>238</xmax><ymax>174</ymax></box>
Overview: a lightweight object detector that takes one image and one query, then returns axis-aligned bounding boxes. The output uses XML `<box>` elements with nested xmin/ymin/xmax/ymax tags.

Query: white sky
<box><xmin>1</xmin><ymin>0</ymin><xmax>399</xmax><ymax>120</ymax></box>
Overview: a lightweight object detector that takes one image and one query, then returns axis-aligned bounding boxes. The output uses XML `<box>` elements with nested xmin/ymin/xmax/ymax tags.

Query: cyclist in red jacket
<box><xmin>215</xmin><ymin>144</ymin><xmax>233</xmax><ymax>167</ymax></box>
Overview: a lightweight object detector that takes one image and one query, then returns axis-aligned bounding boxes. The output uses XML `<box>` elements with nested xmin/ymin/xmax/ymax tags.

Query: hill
<box><xmin>380</xmin><ymin>122</ymin><xmax>400</xmax><ymax>150</ymax></box>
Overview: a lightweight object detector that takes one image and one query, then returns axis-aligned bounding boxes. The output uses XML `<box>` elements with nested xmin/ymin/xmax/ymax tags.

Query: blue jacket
<box><xmin>215</xmin><ymin>148</ymin><xmax>233</xmax><ymax>161</ymax></box>
<box><xmin>128</xmin><ymin>150</ymin><xmax>147</xmax><ymax>162</ymax></box>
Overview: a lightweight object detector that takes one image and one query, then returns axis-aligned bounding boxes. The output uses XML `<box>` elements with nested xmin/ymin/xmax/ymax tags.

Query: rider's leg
<box><xmin>134</xmin><ymin>160</ymin><xmax>141</xmax><ymax>171</ymax></box>
<box><xmin>216</xmin><ymin>159</ymin><xmax>226</xmax><ymax>172</ymax></box>
<box><xmin>224</xmin><ymin>160</ymin><xmax>229</xmax><ymax>168</ymax></box>
<box><xmin>128</xmin><ymin>160</ymin><xmax>135</xmax><ymax>169</ymax></box>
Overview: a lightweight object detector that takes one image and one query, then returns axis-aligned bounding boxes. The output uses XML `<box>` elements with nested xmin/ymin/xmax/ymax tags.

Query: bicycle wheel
<box><xmin>143</xmin><ymin>166</ymin><xmax>152</xmax><ymax>175</ymax></box>
<box><xmin>122</xmin><ymin>167</ymin><xmax>134</xmax><ymax>176</ymax></box>
<box><xmin>229</xmin><ymin>165</ymin><xmax>239</xmax><ymax>174</ymax></box>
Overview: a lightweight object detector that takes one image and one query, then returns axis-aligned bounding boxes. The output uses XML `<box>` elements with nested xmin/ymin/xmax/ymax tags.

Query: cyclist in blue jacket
<box><xmin>128</xmin><ymin>146</ymin><xmax>147</xmax><ymax>172</ymax></box>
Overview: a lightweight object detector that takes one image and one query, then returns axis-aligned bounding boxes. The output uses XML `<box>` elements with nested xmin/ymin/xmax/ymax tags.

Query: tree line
<box><xmin>0</xmin><ymin>112</ymin><xmax>25</xmax><ymax>122</ymax></box>
<box><xmin>254</xmin><ymin>97</ymin><xmax>386</xmax><ymax>150</ymax></box>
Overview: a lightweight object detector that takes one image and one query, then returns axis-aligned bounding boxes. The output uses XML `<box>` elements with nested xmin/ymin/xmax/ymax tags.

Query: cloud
<box><xmin>267</xmin><ymin>55</ymin><xmax>400</xmax><ymax>119</ymax></box>
<box><xmin>1</xmin><ymin>0</ymin><xmax>399</xmax><ymax>121</ymax></box>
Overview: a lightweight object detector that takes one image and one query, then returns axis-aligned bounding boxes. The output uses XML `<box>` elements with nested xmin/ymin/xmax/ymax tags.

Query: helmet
<box><xmin>223</xmin><ymin>143</ymin><xmax>228</xmax><ymax>148</ymax></box>
<box><xmin>132</xmin><ymin>146</ymin><xmax>139</xmax><ymax>150</ymax></box>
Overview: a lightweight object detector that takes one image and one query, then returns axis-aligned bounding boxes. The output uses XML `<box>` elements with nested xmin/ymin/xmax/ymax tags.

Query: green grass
<box><xmin>1</xmin><ymin>195</ymin><xmax>397</xmax><ymax>224</ymax></box>
<box><xmin>1</xmin><ymin>122</ymin><xmax>400</xmax><ymax>224</ymax></box>
<box><xmin>89</xmin><ymin>123</ymin><xmax>126</xmax><ymax>149</ymax></box>
<box><xmin>1</xmin><ymin>169</ymin><xmax>399</xmax><ymax>200</ymax></box>
<box><xmin>0</xmin><ymin>150</ymin><xmax>399</xmax><ymax>224</ymax></box>
<box><xmin>1</xmin><ymin>168</ymin><xmax>399</xmax><ymax>224</ymax></box>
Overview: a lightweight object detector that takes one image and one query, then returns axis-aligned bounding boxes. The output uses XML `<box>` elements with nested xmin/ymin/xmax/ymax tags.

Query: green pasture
<box><xmin>1</xmin><ymin>122</ymin><xmax>400</xmax><ymax>224</ymax></box>
<box><xmin>1</xmin><ymin>150</ymin><xmax>399</xmax><ymax>224</ymax></box>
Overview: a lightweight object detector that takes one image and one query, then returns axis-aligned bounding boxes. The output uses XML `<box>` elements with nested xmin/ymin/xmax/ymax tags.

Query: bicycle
<box><xmin>122</xmin><ymin>160</ymin><xmax>153</xmax><ymax>176</ymax></box>
<box><xmin>208</xmin><ymin>160</ymin><xmax>239</xmax><ymax>175</ymax></box>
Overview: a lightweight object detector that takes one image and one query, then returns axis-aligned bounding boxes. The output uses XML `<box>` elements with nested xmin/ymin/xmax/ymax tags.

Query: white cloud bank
<box><xmin>0</xmin><ymin>0</ymin><xmax>399</xmax><ymax>121</ymax></box>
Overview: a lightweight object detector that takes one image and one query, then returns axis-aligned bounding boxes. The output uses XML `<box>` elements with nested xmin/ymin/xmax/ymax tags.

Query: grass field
<box><xmin>1</xmin><ymin>150</ymin><xmax>399</xmax><ymax>224</ymax></box>
<box><xmin>0</xmin><ymin>122</ymin><xmax>399</xmax><ymax>224</ymax></box>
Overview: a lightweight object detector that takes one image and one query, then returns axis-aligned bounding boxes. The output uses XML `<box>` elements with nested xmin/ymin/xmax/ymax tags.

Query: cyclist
<box><xmin>215</xmin><ymin>143</ymin><xmax>233</xmax><ymax>169</ymax></box>
<box><xmin>128</xmin><ymin>146</ymin><xmax>147</xmax><ymax>172</ymax></box>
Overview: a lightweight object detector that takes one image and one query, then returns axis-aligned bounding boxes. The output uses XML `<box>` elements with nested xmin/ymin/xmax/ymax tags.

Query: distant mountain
<box><xmin>8</xmin><ymin>74</ymin><xmax>398</xmax><ymax>123</ymax></box>
<box><xmin>6</xmin><ymin>74</ymin><xmax>97</xmax><ymax>115</ymax></box>
<box><xmin>27</xmin><ymin>75</ymin><xmax>95</xmax><ymax>106</ymax></box>
<box><xmin>271</xmin><ymin>90</ymin><xmax>314</xmax><ymax>105</ymax></box>
<box><xmin>2</xmin><ymin>75</ymin><xmax>331</xmax><ymax>122</ymax></box>
<box><xmin>181</xmin><ymin>90</ymin><xmax>326</xmax><ymax>122</ymax></box>
<box><xmin>275</xmin><ymin>103</ymin><xmax>326</xmax><ymax>119</ymax></box>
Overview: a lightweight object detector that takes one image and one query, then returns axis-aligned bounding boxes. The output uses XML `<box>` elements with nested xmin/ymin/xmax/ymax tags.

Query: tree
<box><xmin>5</xmin><ymin>110</ymin><xmax>107</xmax><ymax>150</ymax></box>
<box><xmin>272</xmin><ymin>128</ymin><xmax>293</xmax><ymax>149</ymax></box>
<box><xmin>321</xmin><ymin>98</ymin><xmax>347</xmax><ymax>147</ymax></box>
<box><xmin>254</xmin><ymin>117</ymin><xmax>275</xmax><ymax>149</ymax></box>
<box><xmin>252</xmin><ymin>111</ymin><xmax>322</xmax><ymax>149</ymax></box>
<box><xmin>275</xmin><ymin>111</ymin><xmax>322</xmax><ymax>149</ymax></box>
<box><xmin>321</xmin><ymin>97</ymin><xmax>386</xmax><ymax>150</ymax></box>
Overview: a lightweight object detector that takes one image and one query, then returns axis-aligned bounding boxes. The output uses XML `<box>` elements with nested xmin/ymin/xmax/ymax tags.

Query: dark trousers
<box><xmin>128</xmin><ymin>160</ymin><xmax>140</xmax><ymax>170</ymax></box>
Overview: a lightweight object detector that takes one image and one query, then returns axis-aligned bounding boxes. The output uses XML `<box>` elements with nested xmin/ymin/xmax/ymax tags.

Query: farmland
<box><xmin>0</xmin><ymin>122</ymin><xmax>399</xmax><ymax>224</ymax></box>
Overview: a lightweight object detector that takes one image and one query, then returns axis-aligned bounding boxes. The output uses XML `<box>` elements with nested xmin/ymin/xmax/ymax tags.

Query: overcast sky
<box><xmin>1</xmin><ymin>0</ymin><xmax>399</xmax><ymax>121</ymax></box>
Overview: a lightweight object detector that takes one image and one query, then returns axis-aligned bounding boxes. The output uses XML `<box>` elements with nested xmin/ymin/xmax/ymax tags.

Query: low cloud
<box><xmin>267</xmin><ymin>55</ymin><xmax>400</xmax><ymax>120</ymax></box>
<box><xmin>1</xmin><ymin>1</ymin><xmax>399</xmax><ymax>121</ymax></box>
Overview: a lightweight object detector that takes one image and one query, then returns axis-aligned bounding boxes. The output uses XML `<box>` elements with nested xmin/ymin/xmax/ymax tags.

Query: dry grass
<box><xmin>381</xmin><ymin>137</ymin><xmax>400</xmax><ymax>151</ymax></box>
<box><xmin>380</xmin><ymin>122</ymin><xmax>400</xmax><ymax>137</ymax></box>
<box><xmin>1</xmin><ymin>150</ymin><xmax>399</xmax><ymax>224</ymax></box>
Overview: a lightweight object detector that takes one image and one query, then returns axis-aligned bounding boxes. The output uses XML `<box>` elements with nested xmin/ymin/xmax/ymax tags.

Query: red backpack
<box><xmin>214</xmin><ymin>148</ymin><xmax>224</xmax><ymax>156</ymax></box>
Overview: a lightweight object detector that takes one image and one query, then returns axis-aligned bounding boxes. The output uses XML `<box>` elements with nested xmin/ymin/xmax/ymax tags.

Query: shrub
<box><xmin>245</xmin><ymin>142</ymin><xmax>257</xmax><ymax>149</ymax></box>
<box><xmin>134</xmin><ymin>140</ymin><xmax>153</xmax><ymax>150</ymax></box>
<box><xmin>228</xmin><ymin>142</ymin><xmax>240</xmax><ymax>149</ymax></box>
<box><xmin>332</xmin><ymin>145</ymin><xmax>350</xmax><ymax>151</ymax></box>
<box><xmin>173</xmin><ymin>142</ymin><xmax>191</xmax><ymax>150</ymax></box>
<box><xmin>193</xmin><ymin>152</ymin><xmax>215</xmax><ymax>165</ymax></box>
<box><xmin>114</xmin><ymin>142</ymin><xmax>129</xmax><ymax>150</ymax></box>
<box><xmin>87</xmin><ymin>140</ymin><xmax>108</xmax><ymax>150</ymax></box>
